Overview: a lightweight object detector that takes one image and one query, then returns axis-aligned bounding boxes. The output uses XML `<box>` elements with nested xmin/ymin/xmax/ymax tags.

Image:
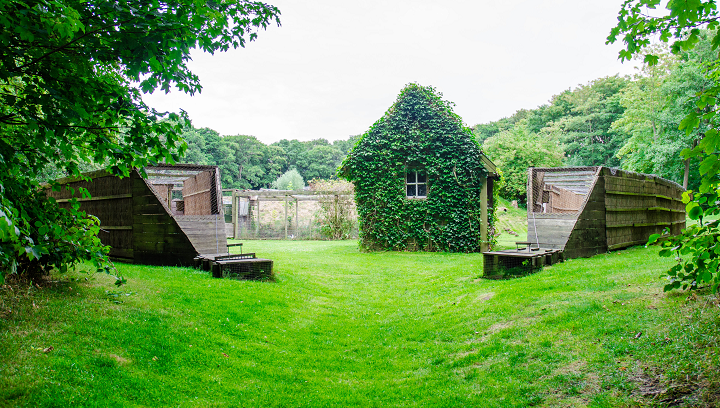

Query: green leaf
<box><xmin>679</xmin><ymin>113</ymin><xmax>700</xmax><ymax>135</ymax></box>
<box><xmin>689</xmin><ymin>205</ymin><xmax>703</xmax><ymax>220</ymax></box>
<box><xmin>699</xmin><ymin>155</ymin><xmax>719</xmax><ymax>175</ymax></box>
<box><xmin>702</xmin><ymin>271</ymin><xmax>713</xmax><ymax>282</ymax></box>
<box><xmin>644</xmin><ymin>54</ymin><xmax>660</xmax><ymax>65</ymax></box>
<box><xmin>699</xmin><ymin>131</ymin><xmax>720</xmax><ymax>155</ymax></box>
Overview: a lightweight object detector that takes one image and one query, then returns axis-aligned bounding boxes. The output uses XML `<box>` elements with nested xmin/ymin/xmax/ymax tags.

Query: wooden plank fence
<box><xmin>47</xmin><ymin>165</ymin><xmax>227</xmax><ymax>266</ymax></box>
<box><xmin>526</xmin><ymin>166</ymin><xmax>685</xmax><ymax>260</ymax></box>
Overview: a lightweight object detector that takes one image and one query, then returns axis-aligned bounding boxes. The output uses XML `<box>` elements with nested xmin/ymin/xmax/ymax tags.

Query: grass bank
<box><xmin>1</xmin><ymin>241</ymin><xmax>719</xmax><ymax>407</ymax></box>
<box><xmin>494</xmin><ymin>197</ymin><xmax>528</xmax><ymax>249</ymax></box>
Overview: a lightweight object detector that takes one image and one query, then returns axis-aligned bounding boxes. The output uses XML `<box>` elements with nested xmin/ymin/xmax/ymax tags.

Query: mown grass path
<box><xmin>1</xmin><ymin>241</ymin><xmax>719</xmax><ymax>407</ymax></box>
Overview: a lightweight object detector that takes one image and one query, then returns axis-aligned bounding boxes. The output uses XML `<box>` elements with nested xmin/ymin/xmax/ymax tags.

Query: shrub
<box><xmin>309</xmin><ymin>179</ymin><xmax>356</xmax><ymax>240</ymax></box>
<box><xmin>271</xmin><ymin>169</ymin><xmax>305</xmax><ymax>190</ymax></box>
<box><xmin>483</xmin><ymin>125</ymin><xmax>563</xmax><ymax>203</ymax></box>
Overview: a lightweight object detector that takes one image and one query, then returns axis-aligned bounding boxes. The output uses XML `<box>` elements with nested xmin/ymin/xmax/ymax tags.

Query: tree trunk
<box><xmin>683</xmin><ymin>139</ymin><xmax>698</xmax><ymax>190</ymax></box>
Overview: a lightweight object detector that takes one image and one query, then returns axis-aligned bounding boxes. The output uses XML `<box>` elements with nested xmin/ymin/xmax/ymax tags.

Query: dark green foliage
<box><xmin>0</xmin><ymin>0</ymin><xmax>280</xmax><ymax>281</ymax></box>
<box><xmin>0</xmin><ymin>181</ymin><xmax>110</xmax><ymax>281</ymax></box>
<box><xmin>482</xmin><ymin>125</ymin><xmax>563</xmax><ymax>203</ymax></box>
<box><xmin>613</xmin><ymin>40</ymin><xmax>715</xmax><ymax>190</ymax></box>
<box><xmin>545</xmin><ymin>76</ymin><xmax>631</xmax><ymax>167</ymax></box>
<box><xmin>295</xmin><ymin>143</ymin><xmax>346</xmax><ymax>181</ymax></box>
<box><xmin>473</xmin><ymin>76</ymin><xmax>630</xmax><ymax>200</ymax></box>
<box><xmin>177</xmin><ymin>129</ymin><xmax>356</xmax><ymax>190</ymax></box>
<box><xmin>341</xmin><ymin>84</ymin><xmax>491</xmax><ymax>252</ymax></box>
<box><xmin>221</xmin><ymin>134</ymin><xmax>281</xmax><ymax>189</ymax></box>
<box><xmin>651</xmin><ymin>190</ymin><xmax>720</xmax><ymax>292</ymax></box>
<box><xmin>608</xmin><ymin>2</ymin><xmax>720</xmax><ymax>292</ymax></box>
<box><xmin>472</xmin><ymin>108</ymin><xmax>553</xmax><ymax>143</ymax></box>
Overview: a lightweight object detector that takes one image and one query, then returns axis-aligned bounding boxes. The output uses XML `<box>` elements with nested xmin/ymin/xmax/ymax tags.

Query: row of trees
<box><xmin>180</xmin><ymin>127</ymin><xmax>358</xmax><ymax>190</ymax></box>
<box><xmin>182</xmin><ymin>33</ymin><xmax>712</xmax><ymax>204</ymax></box>
<box><xmin>478</xmin><ymin>33</ymin><xmax>716</xmax><ymax>203</ymax></box>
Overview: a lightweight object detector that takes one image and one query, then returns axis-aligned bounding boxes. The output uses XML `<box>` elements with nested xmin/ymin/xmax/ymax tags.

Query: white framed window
<box><xmin>406</xmin><ymin>170</ymin><xmax>427</xmax><ymax>198</ymax></box>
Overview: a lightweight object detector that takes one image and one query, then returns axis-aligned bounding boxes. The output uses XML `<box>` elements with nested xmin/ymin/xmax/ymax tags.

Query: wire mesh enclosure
<box><xmin>144</xmin><ymin>164</ymin><xmax>223</xmax><ymax>217</ymax></box>
<box><xmin>483</xmin><ymin>249</ymin><xmax>563</xmax><ymax>279</ymax></box>
<box><xmin>144</xmin><ymin>164</ymin><xmax>227</xmax><ymax>255</ymax></box>
<box><xmin>211</xmin><ymin>256</ymin><xmax>274</xmax><ymax>280</ymax></box>
<box><xmin>224</xmin><ymin>190</ymin><xmax>358</xmax><ymax>240</ymax></box>
<box><xmin>527</xmin><ymin>167</ymin><xmax>600</xmax><ymax>252</ymax></box>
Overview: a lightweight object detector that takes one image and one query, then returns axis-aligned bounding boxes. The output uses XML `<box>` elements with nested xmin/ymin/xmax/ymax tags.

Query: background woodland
<box><xmin>151</xmin><ymin>34</ymin><xmax>712</xmax><ymax>204</ymax></box>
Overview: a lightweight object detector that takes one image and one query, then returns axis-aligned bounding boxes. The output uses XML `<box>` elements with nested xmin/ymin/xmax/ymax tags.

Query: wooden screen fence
<box><xmin>483</xmin><ymin>166</ymin><xmax>685</xmax><ymax>277</ymax></box>
<box><xmin>47</xmin><ymin>164</ymin><xmax>227</xmax><ymax>266</ymax></box>
<box><xmin>527</xmin><ymin>166</ymin><xmax>685</xmax><ymax>259</ymax></box>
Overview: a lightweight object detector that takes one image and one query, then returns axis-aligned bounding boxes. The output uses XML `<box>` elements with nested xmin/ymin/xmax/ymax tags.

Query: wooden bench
<box><xmin>515</xmin><ymin>241</ymin><xmax>539</xmax><ymax>251</ymax></box>
<box><xmin>227</xmin><ymin>242</ymin><xmax>243</xmax><ymax>253</ymax></box>
<box><xmin>194</xmin><ymin>242</ymin><xmax>244</xmax><ymax>269</ymax></box>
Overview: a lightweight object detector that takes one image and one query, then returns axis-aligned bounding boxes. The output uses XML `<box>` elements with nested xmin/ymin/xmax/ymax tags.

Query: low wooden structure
<box><xmin>47</xmin><ymin>164</ymin><xmax>227</xmax><ymax>266</ymax></box>
<box><xmin>195</xmin><ymin>252</ymin><xmax>273</xmax><ymax>280</ymax></box>
<box><xmin>482</xmin><ymin>248</ymin><xmax>563</xmax><ymax>279</ymax></box>
<box><xmin>527</xmin><ymin>166</ymin><xmax>685</xmax><ymax>258</ymax></box>
<box><xmin>483</xmin><ymin>167</ymin><xmax>685</xmax><ymax>276</ymax></box>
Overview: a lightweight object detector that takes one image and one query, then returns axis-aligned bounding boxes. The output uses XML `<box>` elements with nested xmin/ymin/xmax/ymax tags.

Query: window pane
<box><xmin>417</xmin><ymin>173</ymin><xmax>426</xmax><ymax>183</ymax></box>
<box><xmin>418</xmin><ymin>183</ymin><xmax>427</xmax><ymax>197</ymax></box>
<box><xmin>406</xmin><ymin>172</ymin><xmax>416</xmax><ymax>183</ymax></box>
<box><xmin>407</xmin><ymin>185</ymin><xmax>416</xmax><ymax>197</ymax></box>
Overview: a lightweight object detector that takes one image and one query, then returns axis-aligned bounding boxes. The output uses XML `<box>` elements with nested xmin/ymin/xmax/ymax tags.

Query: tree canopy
<box><xmin>474</xmin><ymin>76</ymin><xmax>631</xmax><ymax>203</ymax></box>
<box><xmin>607</xmin><ymin>0</ymin><xmax>720</xmax><ymax>192</ymax></box>
<box><xmin>473</xmin><ymin>54</ymin><xmax>717</xmax><ymax>202</ymax></box>
<box><xmin>482</xmin><ymin>125</ymin><xmax>563</xmax><ymax>203</ymax></box>
<box><xmin>176</xmin><ymin>127</ymin><xmax>358</xmax><ymax>190</ymax></box>
<box><xmin>0</xmin><ymin>0</ymin><xmax>280</xmax><ymax>282</ymax></box>
<box><xmin>607</xmin><ymin>1</ymin><xmax>720</xmax><ymax>292</ymax></box>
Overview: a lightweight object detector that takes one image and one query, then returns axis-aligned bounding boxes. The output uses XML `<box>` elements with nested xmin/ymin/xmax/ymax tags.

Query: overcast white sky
<box><xmin>143</xmin><ymin>0</ymin><xmax>641</xmax><ymax>144</ymax></box>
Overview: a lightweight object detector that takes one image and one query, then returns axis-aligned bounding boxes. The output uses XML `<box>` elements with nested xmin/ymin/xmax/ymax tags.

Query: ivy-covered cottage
<box><xmin>340</xmin><ymin>84</ymin><xmax>499</xmax><ymax>252</ymax></box>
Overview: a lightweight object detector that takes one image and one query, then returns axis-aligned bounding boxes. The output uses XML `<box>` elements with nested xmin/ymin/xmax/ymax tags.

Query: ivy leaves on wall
<box><xmin>340</xmin><ymin>83</ymin><xmax>494</xmax><ymax>252</ymax></box>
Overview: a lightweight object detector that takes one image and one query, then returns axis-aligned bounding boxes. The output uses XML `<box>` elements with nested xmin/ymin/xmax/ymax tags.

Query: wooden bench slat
<box><xmin>214</xmin><ymin>253</ymin><xmax>256</xmax><ymax>261</ymax></box>
<box><xmin>215</xmin><ymin>258</ymin><xmax>271</xmax><ymax>265</ymax></box>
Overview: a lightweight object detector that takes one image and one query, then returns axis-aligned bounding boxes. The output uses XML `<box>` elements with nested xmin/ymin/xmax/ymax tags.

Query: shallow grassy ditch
<box><xmin>1</xmin><ymin>241</ymin><xmax>719</xmax><ymax>407</ymax></box>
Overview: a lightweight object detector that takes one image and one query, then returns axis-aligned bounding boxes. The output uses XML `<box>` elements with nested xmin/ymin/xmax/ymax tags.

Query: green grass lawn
<box><xmin>494</xmin><ymin>197</ymin><xmax>528</xmax><ymax>249</ymax></box>
<box><xmin>1</xmin><ymin>241</ymin><xmax>719</xmax><ymax>407</ymax></box>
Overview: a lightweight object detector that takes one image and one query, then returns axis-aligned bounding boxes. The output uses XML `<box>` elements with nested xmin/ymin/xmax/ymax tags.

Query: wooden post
<box><xmin>231</xmin><ymin>190</ymin><xmax>238</xmax><ymax>239</ymax></box>
<box><xmin>480</xmin><ymin>176</ymin><xmax>488</xmax><ymax>252</ymax></box>
<box><xmin>295</xmin><ymin>198</ymin><xmax>299</xmax><ymax>238</ymax></box>
<box><xmin>284</xmin><ymin>195</ymin><xmax>288</xmax><ymax>239</ymax></box>
<box><xmin>256</xmin><ymin>199</ymin><xmax>260</xmax><ymax>237</ymax></box>
<box><xmin>335</xmin><ymin>194</ymin><xmax>339</xmax><ymax>237</ymax></box>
